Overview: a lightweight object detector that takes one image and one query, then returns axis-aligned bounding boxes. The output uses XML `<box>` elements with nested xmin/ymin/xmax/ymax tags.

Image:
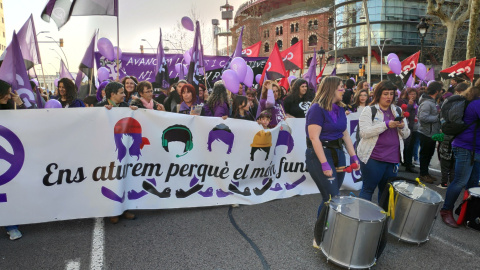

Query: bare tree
<box><xmin>466</xmin><ymin>0</ymin><xmax>480</xmax><ymax>59</ymax></box>
<box><xmin>426</xmin><ymin>0</ymin><xmax>471</xmax><ymax>71</ymax></box>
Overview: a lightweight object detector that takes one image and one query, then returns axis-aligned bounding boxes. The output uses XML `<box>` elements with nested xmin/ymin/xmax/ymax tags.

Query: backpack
<box><xmin>440</xmin><ymin>95</ymin><xmax>470</xmax><ymax>136</ymax></box>
<box><xmin>355</xmin><ymin>105</ymin><xmax>402</xmax><ymax>146</ymax></box>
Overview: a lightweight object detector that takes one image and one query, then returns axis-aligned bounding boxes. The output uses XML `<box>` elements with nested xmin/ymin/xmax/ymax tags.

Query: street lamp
<box><xmin>45</xmin><ymin>36</ymin><xmax>69</xmax><ymax>69</ymax></box>
<box><xmin>318</xmin><ymin>47</ymin><xmax>325</xmax><ymax>68</ymax></box>
<box><xmin>417</xmin><ymin>17</ymin><xmax>429</xmax><ymax>63</ymax></box>
<box><xmin>379</xmin><ymin>38</ymin><xmax>392</xmax><ymax>81</ymax></box>
<box><xmin>36</xmin><ymin>31</ymin><xmax>49</xmax><ymax>37</ymax></box>
<box><xmin>50</xmin><ymin>48</ymin><xmax>64</xmax><ymax>63</ymax></box>
<box><xmin>141</xmin><ymin>39</ymin><xmax>155</xmax><ymax>51</ymax></box>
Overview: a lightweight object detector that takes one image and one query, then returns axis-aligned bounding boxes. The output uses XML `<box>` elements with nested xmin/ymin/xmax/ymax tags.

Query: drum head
<box><xmin>330</xmin><ymin>196</ymin><xmax>385</xmax><ymax>221</ymax></box>
<box><xmin>469</xmin><ymin>187</ymin><xmax>480</xmax><ymax>197</ymax></box>
<box><xmin>392</xmin><ymin>181</ymin><xmax>443</xmax><ymax>204</ymax></box>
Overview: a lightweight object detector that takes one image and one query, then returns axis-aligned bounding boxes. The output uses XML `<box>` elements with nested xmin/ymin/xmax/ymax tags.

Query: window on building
<box><xmin>295</xmin><ymin>23</ymin><xmax>299</xmax><ymax>32</ymax></box>
<box><xmin>3</xmin><ymin>32</ymin><xmax>4</xmax><ymax>38</ymax></box>
<box><xmin>291</xmin><ymin>24</ymin><xmax>294</xmax><ymax>33</ymax></box>
<box><xmin>308</xmin><ymin>21</ymin><xmax>312</xmax><ymax>29</ymax></box>
<box><xmin>1</xmin><ymin>17</ymin><xmax>3</xmax><ymax>23</ymax></box>
<box><xmin>280</xmin><ymin>26</ymin><xmax>283</xmax><ymax>35</ymax></box>
<box><xmin>276</xmin><ymin>27</ymin><xmax>279</xmax><ymax>36</ymax></box>
<box><xmin>314</xmin><ymin>20</ymin><xmax>318</xmax><ymax>26</ymax></box>
<box><xmin>264</xmin><ymin>43</ymin><xmax>270</xmax><ymax>53</ymax></box>
<box><xmin>277</xmin><ymin>40</ymin><xmax>283</xmax><ymax>50</ymax></box>
<box><xmin>291</xmin><ymin>37</ymin><xmax>299</xmax><ymax>46</ymax></box>
<box><xmin>267</xmin><ymin>30</ymin><xmax>269</xmax><ymax>37</ymax></box>
<box><xmin>308</xmin><ymin>35</ymin><xmax>317</xmax><ymax>46</ymax></box>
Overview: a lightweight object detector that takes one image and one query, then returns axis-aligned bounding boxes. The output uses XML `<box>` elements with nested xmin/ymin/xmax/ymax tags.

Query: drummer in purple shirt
<box><xmin>305</xmin><ymin>76</ymin><xmax>359</xmax><ymax>220</ymax></box>
<box><xmin>357</xmin><ymin>80</ymin><xmax>410</xmax><ymax>202</ymax></box>
<box><xmin>440</xmin><ymin>83</ymin><xmax>480</xmax><ymax>228</ymax></box>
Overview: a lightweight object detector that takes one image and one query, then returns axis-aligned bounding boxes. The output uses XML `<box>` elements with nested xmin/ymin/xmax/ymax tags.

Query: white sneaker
<box><xmin>7</xmin><ymin>228</ymin><xmax>22</xmax><ymax>240</ymax></box>
<box><xmin>232</xmin><ymin>204</ymin><xmax>240</xmax><ymax>208</ymax></box>
<box><xmin>413</xmin><ymin>160</ymin><xmax>420</xmax><ymax>166</ymax></box>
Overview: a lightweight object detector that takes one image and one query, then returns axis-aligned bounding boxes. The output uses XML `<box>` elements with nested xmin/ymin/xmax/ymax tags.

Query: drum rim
<box><xmin>468</xmin><ymin>187</ymin><xmax>480</xmax><ymax>197</ymax></box>
<box><xmin>391</xmin><ymin>180</ymin><xmax>444</xmax><ymax>204</ymax></box>
<box><xmin>319</xmin><ymin>246</ymin><xmax>377</xmax><ymax>269</ymax></box>
<box><xmin>329</xmin><ymin>196</ymin><xmax>386</xmax><ymax>222</ymax></box>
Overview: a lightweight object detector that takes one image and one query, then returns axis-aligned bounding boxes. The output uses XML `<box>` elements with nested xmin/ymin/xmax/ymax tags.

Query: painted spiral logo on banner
<box><xmin>0</xmin><ymin>125</ymin><xmax>25</xmax><ymax>186</ymax></box>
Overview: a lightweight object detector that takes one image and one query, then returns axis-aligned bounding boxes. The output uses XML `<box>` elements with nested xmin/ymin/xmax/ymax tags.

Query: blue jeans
<box><xmin>413</xmin><ymin>134</ymin><xmax>420</xmax><ymax>161</ymax></box>
<box><xmin>5</xmin><ymin>225</ymin><xmax>18</xmax><ymax>231</ymax></box>
<box><xmin>442</xmin><ymin>147</ymin><xmax>480</xmax><ymax>210</ymax></box>
<box><xmin>359</xmin><ymin>158</ymin><xmax>398</xmax><ymax>202</ymax></box>
<box><xmin>305</xmin><ymin>147</ymin><xmax>345</xmax><ymax>217</ymax></box>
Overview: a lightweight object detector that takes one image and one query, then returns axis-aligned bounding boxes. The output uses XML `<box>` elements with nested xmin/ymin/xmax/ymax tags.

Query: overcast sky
<box><xmin>5</xmin><ymin>0</ymin><xmax>244</xmax><ymax>75</ymax></box>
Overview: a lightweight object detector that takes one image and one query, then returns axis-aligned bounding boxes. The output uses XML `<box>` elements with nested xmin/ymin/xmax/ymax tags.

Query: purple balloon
<box><xmin>45</xmin><ymin>99</ymin><xmax>62</xmax><ymax>109</ymax></box>
<box><xmin>387</xmin><ymin>53</ymin><xmax>399</xmax><ymax>64</ymax></box>
<box><xmin>98</xmin><ymin>67</ymin><xmax>110</xmax><ymax>82</ymax></box>
<box><xmin>54</xmin><ymin>78</ymin><xmax>59</xmax><ymax>88</ymax></box>
<box><xmin>230</xmin><ymin>57</ymin><xmax>247</xmax><ymax>82</ymax></box>
<box><xmin>181</xmin><ymin>17</ymin><xmax>194</xmax><ymax>31</ymax></box>
<box><xmin>97</xmin><ymin>38</ymin><xmax>115</xmax><ymax>61</ymax></box>
<box><xmin>243</xmin><ymin>66</ymin><xmax>254</xmax><ymax>88</ymax></box>
<box><xmin>388</xmin><ymin>59</ymin><xmax>402</xmax><ymax>75</ymax></box>
<box><xmin>416</xmin><ymin>63</ymin><xmax>427</xmax><ymax>80</ymax></box>
<box><xmin>288</xmin><ymin>75</ymin><xmax>297</xmax><ymax>84</ymax></box>
<box><xmin>113</xmin><ymin>46</ymin><xmax>122</xmax><ymax>60</ymax></box>
<box><xmin>222</xmin><ymin>70</ymin><xmax>240</xmax><ymax>94</ymax></box>
<box><xmin>255</xmin><ymin>74</ymin><xmax>262</xmax><ymax>84</ymax></box>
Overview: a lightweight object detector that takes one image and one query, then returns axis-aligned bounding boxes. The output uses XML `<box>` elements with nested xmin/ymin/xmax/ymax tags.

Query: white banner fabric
<box><xmin>0</xmin><ymin>108</ymin><xmax>362</xmax><ymax>226</ymax></box>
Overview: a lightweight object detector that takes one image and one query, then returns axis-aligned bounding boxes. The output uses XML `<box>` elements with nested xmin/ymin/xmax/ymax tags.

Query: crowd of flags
<box><xmin>0</xmin><ymin>0</ymin><xmax>476</xmax><ymax>110</ymax></box>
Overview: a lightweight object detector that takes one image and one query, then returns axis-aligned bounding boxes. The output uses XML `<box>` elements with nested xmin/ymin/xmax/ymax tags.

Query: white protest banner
<box><xmin>0</xmin><ymin>109</ymin><xmax>362</xmax><ymax>226</ymax></box>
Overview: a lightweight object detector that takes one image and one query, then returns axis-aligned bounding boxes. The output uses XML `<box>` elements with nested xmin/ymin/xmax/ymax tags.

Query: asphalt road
<box><xmin>2</xmin><ymin>159</ymin><xmax>480</xmax><ymax>270</ymax></box>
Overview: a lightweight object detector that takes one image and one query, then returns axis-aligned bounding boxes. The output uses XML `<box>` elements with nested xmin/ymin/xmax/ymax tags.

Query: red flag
<box><xmin>400</xmin><ymin>51</ymin><xmax>420</xmax><ymax>79</ymax></box>
<box><xmin>259</xmin><ymin>43</ymin><xmax>287</xmax><ymax>85</ymax></box>
<box><xmin>343</xmin><ymin>54</ymin><xmax>352</xmax><ymax>63</ymax></box>
<box><xmin>371</xmin><ymin>50</ymin><xmax>382</xmax><ymax>64</ymax></box>
<box><xmin>279</xmin><ymin>71</ymin><xmax>290</xmax><ymax>90</ymax></box>
<box><xmin>316</xmin><ymin>63</ymin><xmax>327</xmax><ymax>84</ymax></box>
<box><xmin>280</xmin><ymin>40</ymin><xmax>304</xmax><ymax>70</ymax></box>
<box><xmin>440</xmin><ymin>57</ymin><xmax>476</xmax><ymax>82</ymax></box>
<box><xmin>242</xmin><ymin>41</ymin><xmax>261</xmax><ymax>57</ymax></box>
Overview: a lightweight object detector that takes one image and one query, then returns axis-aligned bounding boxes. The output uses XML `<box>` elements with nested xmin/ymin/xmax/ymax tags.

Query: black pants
<box><xmin>403</xmin><ymin>131</ymin><xmax>419</xmax><ymax>167</ymax></box>
<box><xmin>419</xmin><ymin>133</ymin><xmax>436</xmax><ymax>176</ymax></box>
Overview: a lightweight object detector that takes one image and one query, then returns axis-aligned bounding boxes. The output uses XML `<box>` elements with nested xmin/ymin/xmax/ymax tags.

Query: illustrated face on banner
<box><xmin>113</xmin><ymin>117</ymin><xmax>150</xmax><ymax>162</ymax></box>
<box><xmin>99</xmin><ymin>56</ymin><xmax>124</xmax><ymax>80</ymax></box>
<box><xmin>0</xmin><ymin>125</ymin><xmax>25</xmax><ymax>203</ymax></box>
<box><xmin>250</xmin><ymin>130</ymin><xmax>272</xmax><ymax>161</ymax></box>
<box><xmin>274</xmin><ymin>124</ymin><xmax>295</xmax><ymax>155</ymax></box>
<box><xmin>207</xmin><ymin>124</ymin><xmax>235</xmax><ymax>154</ymax></box>
<box><xmin>162</xmin><ymin>125</ymin><xmax>194</xmax><ymax>158</ymax></box>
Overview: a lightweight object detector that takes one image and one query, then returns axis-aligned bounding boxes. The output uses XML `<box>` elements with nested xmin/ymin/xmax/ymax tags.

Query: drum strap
<box><xmin>381</xmin><ymin>184</ymin><xmax>397</xmax><ymax>220</ymax></box>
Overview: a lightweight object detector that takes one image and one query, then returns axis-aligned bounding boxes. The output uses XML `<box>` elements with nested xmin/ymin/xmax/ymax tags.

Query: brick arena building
<box><xmin>231</xmin><ymin>0</ymin><xmax>332</xmax><ymax>75</ymax></box>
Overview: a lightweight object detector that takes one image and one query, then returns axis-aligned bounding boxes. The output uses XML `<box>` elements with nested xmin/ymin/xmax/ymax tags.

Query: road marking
<box><xmin>429</xmin><ymin>168</ymin><xmax>441</xmax><ymax>173</ymax></box>
<box><xmin>90</xmin><ymin>218</ymin><xmax>105</xmax><ymax>270</ymax></box>
<box><xmin>65</xmin><ymin>259</ymin><xmax>80</xmax><ymax>270</ymax></box>
<box><xmin>430</xmin><ymin>234</ymin><xmax>474</xmax><ymax>256</ymax></box>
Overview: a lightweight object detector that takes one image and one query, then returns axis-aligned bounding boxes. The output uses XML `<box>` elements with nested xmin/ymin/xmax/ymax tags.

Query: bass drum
<box><xmin>315</xmin><ymin>196</ymin><xmax>386</xmax><ymax>269</ymax></box>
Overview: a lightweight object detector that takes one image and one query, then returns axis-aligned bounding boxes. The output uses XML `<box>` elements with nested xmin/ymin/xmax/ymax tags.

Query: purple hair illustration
<box><xmin>207</xmin><ymin>124</ymin><xmax>235</xmax><ymax>154</ymax></box>
<box><xmin>114</xmin><ymin>118</ymin><xmax>150</xmax><ymax>162</ymax></box>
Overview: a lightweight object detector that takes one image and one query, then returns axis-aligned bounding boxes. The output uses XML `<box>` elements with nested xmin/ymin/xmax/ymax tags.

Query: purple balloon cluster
<box><xmin>221</xmin><ymin>57</ymin><xmax>254</xmax><ymax>93</ymax></box>
<box><xmin>387</xmin><ymin>53</ymin><xmax>427</xmax><ymax>81</ymax></box>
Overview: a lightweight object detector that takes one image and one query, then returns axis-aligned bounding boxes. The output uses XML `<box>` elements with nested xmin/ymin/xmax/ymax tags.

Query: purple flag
<box><xmin>41</xmin><ymin>0</ymin><xmax>118</xmax><ymax>29</ymax></box>
<box><xmin>60</xmin><ymin>59</ymin><xmax>73</xmax><ymax>80</ymax></box>
<box><xmin>302</xmin><ymin>49</ymin><xmax>317</xmax><ymax>91</ymax></box>
<box><xmin>405</xmin><ymin>74</ymin><xmax>414</xmax><ymax>87</ymax></box>
<box><xmin>17</xmin><ymin>14</ymin><xmax>42</xmax><ymax>68</ymax></box>
<box><xmin>221</xmin><ymin>27</ymin><xmax>244</xmax><ymax>74</ymax></box>
<box><xmin>330</xmin><ymin>67</ymin><xmax>336</xmax><ymax>76</ymax></box>
<box><xmin>425</xmin><ymin>66</ymin><xmax>435</xmax><ymax>81</ymax></box>
<box><xmin>0</xmin><ymin>32</ymin><xmax>36</xmax><ymax>108</ymax></box>
<box><xmin>75</xmin><ymin>31</ymin><xmax>96</xmax><ymax>91</ymax></box>
<box><xmin>154</xmin><ymin>28</ymin><xmax>170</xmax><ymax>89</ymax></box>
<box><xmin>35</xmin><ymin>86</ymin><xmax>44</xmax><ymax>109</ymax></box>
<box><xmin>187</xmin><ymin>21</ymin><xmax>205</xmax><ymax>87</ymax></box>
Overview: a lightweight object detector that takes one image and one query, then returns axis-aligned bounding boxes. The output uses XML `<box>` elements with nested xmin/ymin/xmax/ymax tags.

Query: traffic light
<box><xmin>359</xmin><ymin>64</ymin><xmax>365</xmax><ymax>77</ymax></box>
<box><xmin>59</xmin><ymin>38</ymin><xmax>64</xmax><ymax>47</ymax></box>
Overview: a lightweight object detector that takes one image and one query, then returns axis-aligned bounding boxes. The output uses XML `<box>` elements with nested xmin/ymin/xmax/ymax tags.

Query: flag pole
<box><xmin>39</xmin><ymin>63</ymin><xmax>50</xmax><ymax>101</ymax></box>
<box><xmin>116</xmin><ymin>1</ymin><xmax>120</xmax><ymax>81</ymax></box>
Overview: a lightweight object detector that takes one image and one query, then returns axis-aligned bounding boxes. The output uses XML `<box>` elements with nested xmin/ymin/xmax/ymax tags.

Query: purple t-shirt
<box><xmin>370</xmin><ymin>108</ymin><xmax>400</xmax><ymax>163</ymax></box>
<box><xmin>453</xmin><ymin>98</ymin><xmax>480</xmax><ymax>153</ymax></box>
<box><xmin>305</xmin><ymin>103</ymin><xmax>346</xmax><ymax>141</ymax></box>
